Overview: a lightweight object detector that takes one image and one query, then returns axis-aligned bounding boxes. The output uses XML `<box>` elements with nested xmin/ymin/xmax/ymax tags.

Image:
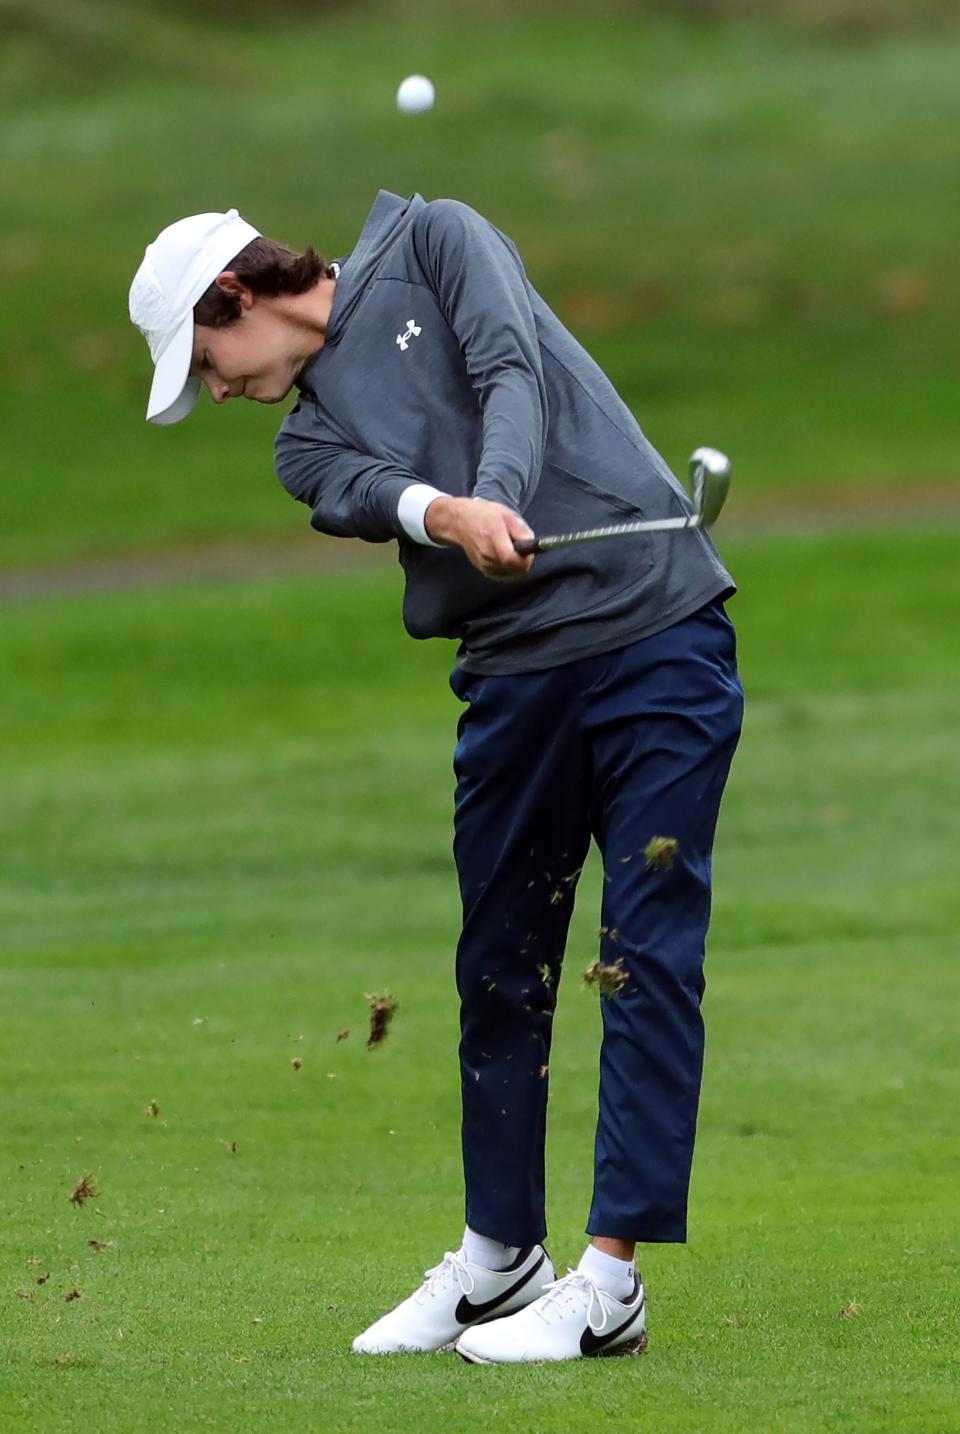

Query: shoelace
<box><xmin>416</xmin><ymin>1251</ymin><xmax>477</xmax><ymax>1303</ymax></box>
<box><xmin>534</xmin><ymin>1270</ymin><xmax>610</xmax><ymax>1331</ymax></box>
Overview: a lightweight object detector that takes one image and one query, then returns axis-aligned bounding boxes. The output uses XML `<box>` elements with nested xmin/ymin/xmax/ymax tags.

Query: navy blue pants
<box><xmin>449</xmin><ymin>598</ymin><xmax>743</xmax><ymax>1246</ymax></box>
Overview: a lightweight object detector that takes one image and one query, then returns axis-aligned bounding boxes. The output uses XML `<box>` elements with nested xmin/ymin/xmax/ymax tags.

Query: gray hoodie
<box><xmin>275</xmin><ymin>190</ymin><xmax>734</xmax><ymax>674</ymax></box>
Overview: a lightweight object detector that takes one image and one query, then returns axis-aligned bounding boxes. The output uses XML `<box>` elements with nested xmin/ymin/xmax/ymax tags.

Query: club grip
<box><xmin>512</xmin><ymin>536</ymin><xmax>540</xmax><ymax>556</ymax></box>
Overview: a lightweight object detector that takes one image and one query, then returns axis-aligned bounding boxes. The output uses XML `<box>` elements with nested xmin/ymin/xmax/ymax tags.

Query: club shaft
<box><xmin>511</xmin><ymin>446</ymin><xmax>730</xmax><ymax>555</ymax></box>
<box><xmin>514</xmin><ymin>514</ymin><xmax>699</xmax><ymax>556</ymax></box>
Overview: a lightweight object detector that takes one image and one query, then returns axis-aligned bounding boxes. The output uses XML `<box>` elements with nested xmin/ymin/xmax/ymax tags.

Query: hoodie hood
<box><xmin>322</xmin><ymin>189</ymin><xmax>425</xmax><ymax>349</ymax></box>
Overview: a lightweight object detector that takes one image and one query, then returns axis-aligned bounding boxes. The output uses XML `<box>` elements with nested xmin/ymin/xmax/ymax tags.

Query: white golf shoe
<box><xmin>455</xmin><ymin>1267</ymin><xmax>647</xmax><ymax>1363</ymax></box>
<box><xmin>351</xmin><ymin>1244</ymin><xmax>554</xmax><ymax>1355</ymax></box>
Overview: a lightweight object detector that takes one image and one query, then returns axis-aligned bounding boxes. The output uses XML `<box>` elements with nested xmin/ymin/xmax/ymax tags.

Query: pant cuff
<box><xmin>466</xmin><ymin>1211</ymin><xmax>547</xmax><ymax>1247</ymax></box>
<box><xmin>586</xmin><ymin>1219</ymin><xmax>688</xmax><ymax>1243</ymax></box>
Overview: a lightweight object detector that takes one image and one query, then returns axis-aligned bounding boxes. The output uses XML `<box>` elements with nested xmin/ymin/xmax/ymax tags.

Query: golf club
<box><xmin>512</xmin><ymin>447</ymin><xmax>731</xmax><ymax>556</ymax></box>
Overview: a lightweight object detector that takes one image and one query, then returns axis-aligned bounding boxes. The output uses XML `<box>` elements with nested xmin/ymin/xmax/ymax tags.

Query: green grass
<box><xmin>2</xmin><ymin>6</ymin><xmax>959</xmax><ymax>567</ymax></box>
<box><xmin>2</xmin><ymin>6</ymin><xmax>958</xmax><ymax>1425</ymax></box>
<box><xmin>2</xmin><ymin>530</ymin><xmax>959</xmax><ymax>1431</ymax></box>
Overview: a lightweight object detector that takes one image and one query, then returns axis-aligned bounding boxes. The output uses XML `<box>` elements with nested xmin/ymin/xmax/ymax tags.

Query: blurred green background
<box><xmin>2</xmin><ymin>4</ymin><xmax>959</xmax><ymax>1431</ymax></box>
<box><xmin>1</xmin><ymin>0</ymin><xmax>958</xmax><ymax>568</ymax></box>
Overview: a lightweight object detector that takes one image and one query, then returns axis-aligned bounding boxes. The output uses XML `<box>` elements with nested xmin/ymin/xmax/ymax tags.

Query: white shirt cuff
<box><xmin>397</xmin><ymin>483</ymin><xmax>445</xmax><ymax>546</ymax></box>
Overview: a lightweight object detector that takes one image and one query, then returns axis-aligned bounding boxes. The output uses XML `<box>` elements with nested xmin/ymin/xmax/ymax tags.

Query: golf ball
<box><xmin>397</xmin><ymin>75</ymin><xmax>435</xmax><ymax>115</ymax></box>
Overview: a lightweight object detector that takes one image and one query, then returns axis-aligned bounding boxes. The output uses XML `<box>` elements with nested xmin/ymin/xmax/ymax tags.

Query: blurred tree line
<box><xmin>3</xmin><ymin>0</ymin><xmax>959</xmax><ymax>51</ymax></box>
<box><xmin>3</xmin><ymin>0</ymin><xmax>957</xmax><ymax>107</ymax></box>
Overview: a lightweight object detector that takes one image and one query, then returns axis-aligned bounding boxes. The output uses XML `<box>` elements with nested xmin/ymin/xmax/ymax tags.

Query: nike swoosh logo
<box><xmin>579</xmin><ymin>1291</ymin><xmax>646</xmax><ymax>1356</ymax></box>
<box><xmin>455</xmin><ymin>1251</ymin><xmax>546</xmax><ymax>1324</ymax></box>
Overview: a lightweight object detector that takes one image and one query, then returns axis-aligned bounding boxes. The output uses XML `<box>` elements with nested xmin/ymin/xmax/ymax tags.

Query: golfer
<box><xmin>129</xmin><ymin>192</ymin><xmax>743</xmax><ymax>1363</ymax></box>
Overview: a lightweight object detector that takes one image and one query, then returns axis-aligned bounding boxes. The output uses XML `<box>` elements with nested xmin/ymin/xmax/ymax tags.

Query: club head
<box><xmin>687</xmin><ymin>447</ymin><xmax>731</xmax><ymax>528</ymax></box>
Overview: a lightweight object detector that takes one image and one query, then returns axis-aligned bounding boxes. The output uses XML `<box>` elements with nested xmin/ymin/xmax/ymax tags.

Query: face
<box><xmin>190</xmin><ymin>284</ymin><xmax>303</xmax><ymax>407</ymax></box>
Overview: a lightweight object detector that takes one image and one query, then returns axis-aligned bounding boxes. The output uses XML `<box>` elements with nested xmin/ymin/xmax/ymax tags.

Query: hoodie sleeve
<box><xmin>275</xmin><ymin>401</ymin><xmax>422</xmax><ymax>543</ymax></box>
<box><xmin>415</xmin><ymin>199</ymin><xmax>547</xmax><ymax>513</ymax></box>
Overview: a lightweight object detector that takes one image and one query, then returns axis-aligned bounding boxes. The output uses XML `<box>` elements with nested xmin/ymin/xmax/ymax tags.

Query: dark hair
<box><xmin>193</xmin><ymin>236</ymin><xmax>334</xmax><ymax>327</ymax></box>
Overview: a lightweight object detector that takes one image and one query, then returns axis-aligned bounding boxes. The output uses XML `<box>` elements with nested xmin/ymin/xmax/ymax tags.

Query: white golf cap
<box><xmin>129</xmin><ymin>208</ymin><xmax>261</xmax><ymax>425</ymax></box>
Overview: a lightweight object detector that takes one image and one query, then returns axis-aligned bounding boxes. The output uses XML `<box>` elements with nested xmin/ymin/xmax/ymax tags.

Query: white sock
<box><xmin>462</xmin><ymin>1226</ymin><xmax>522</xmax><ymax>1271</ymax></box>
<box><xmin>577</xmin><ymin>1243</ymin><xmax>636</xmax><ymax>1302</ymax></box>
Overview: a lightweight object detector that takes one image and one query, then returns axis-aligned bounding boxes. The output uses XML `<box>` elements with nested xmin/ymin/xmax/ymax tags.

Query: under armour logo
<box><xmin>396</xmin><ymin>319</ymin><xmax>422</xmax><ymax>352</ymax></box>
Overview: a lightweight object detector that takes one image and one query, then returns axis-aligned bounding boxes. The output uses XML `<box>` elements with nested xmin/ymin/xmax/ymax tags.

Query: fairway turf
<box><xmin>2</xmin><ymin>531</ymin><xmax>958</xmax><ymax>1432</ymax></box>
